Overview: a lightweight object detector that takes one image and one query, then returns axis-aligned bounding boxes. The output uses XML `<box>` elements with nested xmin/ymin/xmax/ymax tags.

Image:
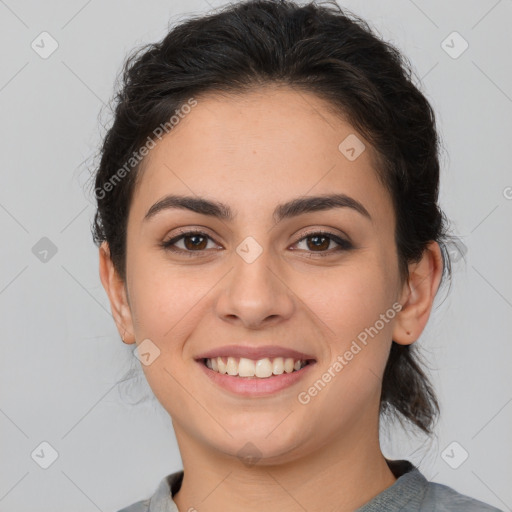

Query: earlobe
<box><xmin>98</xmin><ymin>241</ymin><xmax>136</xmax><ymax>344</ymax></box>
<box><xmin>392</xmin><ymin>241</ymin><xmax>444</xmax><ymax>346</ymax></box>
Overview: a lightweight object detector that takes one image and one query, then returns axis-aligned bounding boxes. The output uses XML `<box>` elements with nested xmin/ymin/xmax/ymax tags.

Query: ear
<box><xmin>98</xmin><ymin>241</ymin><xmax>135</xmax><ymax>344</ymax></box>
<box><xmin>392</xmin><ymin>241</ymin><xmax>444</xmax><ymax>345</ymax></box>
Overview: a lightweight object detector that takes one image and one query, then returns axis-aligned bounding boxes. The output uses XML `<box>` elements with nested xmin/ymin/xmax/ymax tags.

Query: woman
<box><xmin>92</xmin><ymin>1</ymin><xmax>502</xmax><ymax>510</ymax></box>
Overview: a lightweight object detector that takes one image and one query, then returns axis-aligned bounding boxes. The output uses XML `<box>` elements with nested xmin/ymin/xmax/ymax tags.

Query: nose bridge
<box><xmin>215</xmin><ymin>234</ymin><xmax>294</xmax><ymax>327</ymax></box>
<box><xmin>235</xmin><ymin>236</ymin><xmax>275</xmax><ymax>290</ymax></box>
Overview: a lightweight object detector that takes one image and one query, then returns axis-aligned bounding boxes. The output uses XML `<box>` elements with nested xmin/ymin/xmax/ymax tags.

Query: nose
<box><xmin>214</xmin><ymin>245</ymin><xmax>295</xmax><ymax>330</ymax></box>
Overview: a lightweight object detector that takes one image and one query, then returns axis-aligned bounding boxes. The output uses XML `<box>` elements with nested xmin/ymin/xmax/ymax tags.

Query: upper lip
<box><xmin>195</xmin><ymin>345</ymin><xmax>316</xmax><ymax>361</ymax></box>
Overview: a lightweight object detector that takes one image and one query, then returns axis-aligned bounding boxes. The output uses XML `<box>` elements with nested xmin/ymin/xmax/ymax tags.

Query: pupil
<box><xmin>186</xmin><ymin>235</ymin><xmax>206</xmax><ymax>250</ymax></box>
<box><xmin>308</xmin><ymin>235</ymin><xmax>328</xmax><ymax>250</ymax></box>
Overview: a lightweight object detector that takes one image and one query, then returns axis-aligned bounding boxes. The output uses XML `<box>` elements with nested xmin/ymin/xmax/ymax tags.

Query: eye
<box><xmin>291</xmin><ymin>230</ymin><xmax>353</xmax><ymax>257</ymax></box>
<box><xmin>160</xmin><ymin>229</ymin><xmax>353</xmax><ymax>257</ymax></box>
<box><xmin>161</xmin><ymin>230</ymin><xmax>220</xmax><ymax>256</ymax></box>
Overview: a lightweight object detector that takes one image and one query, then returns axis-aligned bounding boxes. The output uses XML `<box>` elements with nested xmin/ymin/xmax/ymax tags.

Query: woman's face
<box><xmin>108</xmin><ymin>86</ymin><xmax>409</xmax><ymax>463</ymax></box>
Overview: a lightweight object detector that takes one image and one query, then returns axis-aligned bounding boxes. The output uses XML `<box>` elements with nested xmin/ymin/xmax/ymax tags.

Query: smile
<box><xmin>197</xmin><ymin>356</ymin><xmax>316</xmax><ymax>397</ymax></box>
<box><xmin>204</xmin><ymin>356</ymin><xmax>312</xmax><ymax>378</ymax></box>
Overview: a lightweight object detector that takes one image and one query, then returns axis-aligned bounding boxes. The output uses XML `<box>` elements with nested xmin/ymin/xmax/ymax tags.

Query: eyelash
<box><xmin>160</xmin><ymin>229</ymin><xmax>353</xmax><ymax>258</ymax></box>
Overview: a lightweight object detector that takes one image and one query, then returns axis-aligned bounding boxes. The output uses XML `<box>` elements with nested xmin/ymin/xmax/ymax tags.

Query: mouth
<box><xmin>198</xmin><ymin>356</ymin><xmax>316</xmax><ymax>378</ymax></box>
<box><xmin>195</xmin><ymin>355</ymin><xmax>317</xmax><ymax>397</ymax></box>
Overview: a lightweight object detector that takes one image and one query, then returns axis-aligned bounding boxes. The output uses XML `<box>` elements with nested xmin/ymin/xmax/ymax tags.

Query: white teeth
<box><xmin>272</xmin><ymin>357</ymin><xmax>284</xmax><ymax>375</ymax></box>
<box><xmin>217</xmin><ymin>357</ymin><xmax>227</xmax><ymax>374</ymax></box>
<box><xmin>284</xmin><ymin>358</ymin><xmax>295</xmax><ymax>373</ymax></box>
<box><xmin>255</xmin><ymin>358</ymin><xmax>273</xmax><ymax>378</ymax></box>
<box><xmin>204</xmin><ymin>356</ymin><xmax>309</xmax><ymax>378</ymax></box>
<box><xmin>238</xmin><ymin>357</ymin><xmax>255</xmax><ymax>377</ymax></box>
<box><xmin>226</xmin><ymin>356</ymin><xmax>238</xmax><ymax>376</ymax></box>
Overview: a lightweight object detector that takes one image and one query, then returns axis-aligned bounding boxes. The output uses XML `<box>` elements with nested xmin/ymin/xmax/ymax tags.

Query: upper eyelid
<box><xmin>294</xmin><ymin>227</ymin><xmax>351</xmax><ymax>243</ymax></box>
<box><xmin>164</xmin><ymin>228</ymin><xmax>350</xmax><ymax>249</ymax></box>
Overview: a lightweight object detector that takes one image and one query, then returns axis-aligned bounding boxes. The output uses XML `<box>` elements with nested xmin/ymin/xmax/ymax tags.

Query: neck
<box><xmin>172</xmin><ymin>418</ymin><xmax>397</xmax><ymax>512</ymax></box>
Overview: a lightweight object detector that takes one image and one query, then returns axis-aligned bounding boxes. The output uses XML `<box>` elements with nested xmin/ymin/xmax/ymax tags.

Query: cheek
<box><xmin>302</xmin><ymin>266</ymin><xmax>397</xmax><ymax>420</ymax></box>
<box><xmin>300</xmin><ymin>259</ymin><xmax>397</xmax><ymax>338</ymax></box>
<box><xmin>299</xmin><ymin>259</ymin><xmax>398</xmax><ymax>405</ymax></box>
<box><xmin>128</xmin><ymin>251</ymin><xmax>218</xmax><ymax>349</ymax></box>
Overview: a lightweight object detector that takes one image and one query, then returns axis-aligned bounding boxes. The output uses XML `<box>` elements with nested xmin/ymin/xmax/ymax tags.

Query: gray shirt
<box><xmin>117</xmin><ymin>460</ymin><xmax>503</xmax><ymax>512</ymax></box>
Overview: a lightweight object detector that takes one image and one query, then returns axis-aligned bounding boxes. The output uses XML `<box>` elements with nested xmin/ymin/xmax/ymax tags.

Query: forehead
<box><xmin>129</xmin><ymin>86</ymin><xmax>392</xmax><ymax>226</ymax></box>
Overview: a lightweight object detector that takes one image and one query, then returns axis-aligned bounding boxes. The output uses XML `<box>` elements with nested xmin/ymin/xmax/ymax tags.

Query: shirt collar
<box><xmin>147</xmin><ymin>459</ymin><xmax>426</xmax><ymax>512</ymax></box>
<box><xmin>356</xmin><ymin>459</ymin><xmax>428</xmax><ymax>511</ymax></box>
<box><xmin>148</xmin><ymin>470</ymin><xmax>183</xmax><ymax>512</ymax></box>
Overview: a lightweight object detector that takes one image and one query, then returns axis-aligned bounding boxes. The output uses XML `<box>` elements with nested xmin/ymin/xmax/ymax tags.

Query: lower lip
<box><xmin>196</xmin><ymin>359</ymin><xmax>316</xmax><ymax>397</ymax></box>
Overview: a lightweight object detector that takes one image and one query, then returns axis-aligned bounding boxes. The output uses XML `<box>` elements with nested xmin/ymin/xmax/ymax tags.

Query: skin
<box><xmin>99</xmin><ymin>85</ymin><xmax>443</xmax><ymax>512</ymax></box>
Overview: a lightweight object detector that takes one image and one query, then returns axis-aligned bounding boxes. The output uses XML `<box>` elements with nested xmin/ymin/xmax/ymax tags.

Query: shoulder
<box><xmin>114</xmin><ymin>469</ymin><xmax>183</xmax><ymax>512</ymax></box>
<box><xmin>115</xmin><ymin>498</ymin><xmax>150</xmax><ymax>512</ymax></box>
<box><xmin>378</xmin><ymin>459</ymin><xmax>503</xmax><ymax>512</ymax></box>
<box><xmin>421</xmin><ymin>480</ymin><xmax>504</xmax><ymax>512</ymax></box>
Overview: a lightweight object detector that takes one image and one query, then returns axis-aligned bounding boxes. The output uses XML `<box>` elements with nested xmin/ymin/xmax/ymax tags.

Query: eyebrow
<box><xmin>143</xmin><ymin>193</ymin><xmax>372</xmax><ymax>224</ymax></box>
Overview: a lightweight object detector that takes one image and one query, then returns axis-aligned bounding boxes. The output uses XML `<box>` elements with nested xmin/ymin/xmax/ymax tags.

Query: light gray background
<box><xmin>1</xmin><ymin>1</ymin><xmax>511</xmax><ymax>511</ymax></box>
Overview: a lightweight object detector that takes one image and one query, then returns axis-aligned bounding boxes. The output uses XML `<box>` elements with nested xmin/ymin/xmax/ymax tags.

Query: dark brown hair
<box><xmin>89</xmin><ymin>0</ymin><xmax>458</xmax><ymax>434</ymax></box>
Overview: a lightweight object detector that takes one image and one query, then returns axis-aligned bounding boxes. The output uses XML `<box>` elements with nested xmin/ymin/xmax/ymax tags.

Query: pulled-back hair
<box><xmin>90</xmin><ymin>0</ymin><xmax>457</xmax><ymax>435</ymax></box>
